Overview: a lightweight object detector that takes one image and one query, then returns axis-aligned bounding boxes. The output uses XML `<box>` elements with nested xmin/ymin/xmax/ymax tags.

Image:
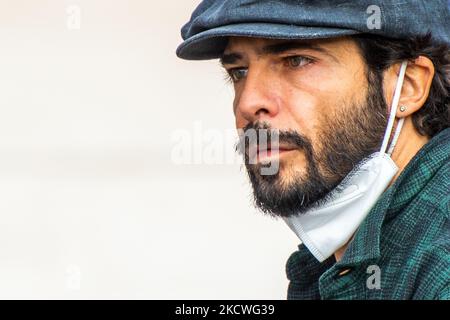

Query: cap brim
<box><xmin>176</xmin><ymin>23</ymin><xmax>360</xmax><ymax>60</ymax></box>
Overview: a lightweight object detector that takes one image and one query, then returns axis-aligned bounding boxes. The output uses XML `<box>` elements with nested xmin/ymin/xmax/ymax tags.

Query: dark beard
<box><xmin>237</xmin><ymin>73</ymin><xmax>388</xmax><ymax>218</ymax></box>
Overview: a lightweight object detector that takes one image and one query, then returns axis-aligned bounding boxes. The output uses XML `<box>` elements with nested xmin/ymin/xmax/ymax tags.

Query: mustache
<box><xmin>236</xmin><ymin>122</ymin><xmax>311</xmax><ymax>157</ymax></box>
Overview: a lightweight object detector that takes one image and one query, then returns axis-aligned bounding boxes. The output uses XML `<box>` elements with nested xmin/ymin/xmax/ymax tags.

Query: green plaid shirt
<box><xmin>286</xmin><ymin>128</ymin><xmax>450</xmax><ymax>300</ymax></box>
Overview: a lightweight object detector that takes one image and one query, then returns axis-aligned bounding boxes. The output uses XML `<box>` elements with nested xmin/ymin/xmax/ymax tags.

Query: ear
<box><xmin>384</xmin><ymin>57</ymin><xmax>435</xmax><ymax>118</ymax></box>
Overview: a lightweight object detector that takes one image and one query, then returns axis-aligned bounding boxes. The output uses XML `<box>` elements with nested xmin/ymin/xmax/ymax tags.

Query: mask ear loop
<box><xmin>379</xmin><ymin>61</ymin><xmax>408</xmax><ymax>156</ymax></box>
<box><xmin>387</xmin><ymin>117</ymin><xmax>404</xmax><ymax>155</ymax></box>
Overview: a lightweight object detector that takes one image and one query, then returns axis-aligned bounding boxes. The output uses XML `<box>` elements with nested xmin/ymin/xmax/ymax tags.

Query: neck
<box><xmin>388</xmin><ymin>117</ymin><xmax>429</xmax><ymax>184</ymax></box>
<box><xmin>334</xmin><ymin>116</ymin><xmax>429</xmax><ymax>262</ymax></box>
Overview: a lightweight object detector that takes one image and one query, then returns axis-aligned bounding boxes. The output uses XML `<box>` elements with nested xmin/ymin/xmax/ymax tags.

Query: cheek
<box><xmin>235</xmin><ymin>117</ymin><xmax>245</xmax><ymax>130</ymax></box>
<box><xmin>281</xmin><ymin>67</ymin><xmax>360</xmax><ymax>142</ymax></box>
<box><xmin>232</xmin><ymin>95</ymin><xmax>244</xmax><ymax>129</ymax></box>
<box><xmin>280</xmin><ymin>83</ymin><xmax>322</xmax><ymax>143</ymax></box>
<box><xmin>234</xmin><ymin>105</ymin><xmax>247</xmax><ymax>129</ymax></box>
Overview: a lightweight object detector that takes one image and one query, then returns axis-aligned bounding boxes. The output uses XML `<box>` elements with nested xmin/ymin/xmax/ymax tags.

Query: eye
<box><xmin>228</xmin><ymin>68</ymin><xmax>248</xmax><ymax>83</ymax></box>
<box><xmin>284</xmin><ymin>56</ymin><xmax>313</xmax><ymax>68</ymax></box>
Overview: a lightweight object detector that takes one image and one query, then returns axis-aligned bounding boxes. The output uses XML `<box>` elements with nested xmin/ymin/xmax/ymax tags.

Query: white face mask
<box><xmin>283</xmin><ymin>61</ymin><xmax>408</xmax><ymax>262</ymax></box>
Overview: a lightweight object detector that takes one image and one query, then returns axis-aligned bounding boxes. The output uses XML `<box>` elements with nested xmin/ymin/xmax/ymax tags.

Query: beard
<box><xmin>237</xmin><ymin>73</ymin><xmax>389</xmax><ymax>218</ymax></box>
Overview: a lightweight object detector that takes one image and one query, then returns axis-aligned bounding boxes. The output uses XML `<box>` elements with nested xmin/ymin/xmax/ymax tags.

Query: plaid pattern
<box><xmin>286</xmin><ymin>128</ymin><xmax>450</xmax><ymax>300</ymax></box>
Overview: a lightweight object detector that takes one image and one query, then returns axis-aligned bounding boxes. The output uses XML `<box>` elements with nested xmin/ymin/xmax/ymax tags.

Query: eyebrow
<box><xmin>220</xmin><ymin>52</ymin><xmax>243</xmax><ymax>66</ymax></box>
<box><xmin>220</xmin><ymin>40</ymin><xmax>338</xmax><ymax>66</ymax></box>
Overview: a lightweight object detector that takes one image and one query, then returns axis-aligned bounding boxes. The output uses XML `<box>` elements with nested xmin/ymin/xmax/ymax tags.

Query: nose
<box><xmin>234</xmin><ymin>69</ymin><xmax>280</xmax><ymax>125</ymax></box>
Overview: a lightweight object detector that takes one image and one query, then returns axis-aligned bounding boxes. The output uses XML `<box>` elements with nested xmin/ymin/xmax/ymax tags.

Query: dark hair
<box><xmin>353</xmin><ymin>33</ymin><xmax>450</xmax><ymax>138</ymax></box>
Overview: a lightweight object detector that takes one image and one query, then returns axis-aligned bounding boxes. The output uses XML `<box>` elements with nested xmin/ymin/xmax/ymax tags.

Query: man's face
<box><xmin>222</xmin><ymin>37</ymin><xmax>389</xmax><ymax>217</ymax></box>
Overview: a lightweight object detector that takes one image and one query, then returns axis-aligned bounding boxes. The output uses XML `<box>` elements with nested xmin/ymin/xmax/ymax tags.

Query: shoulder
<box><xmin>414</xmin><ymin>215</ymin><xmax>450</xmax><ymax>299</ymax></box>
<box><xmin>436</xmin><ymin>285</ymin><xmax>450</xmax><ymax>300</ymax></box>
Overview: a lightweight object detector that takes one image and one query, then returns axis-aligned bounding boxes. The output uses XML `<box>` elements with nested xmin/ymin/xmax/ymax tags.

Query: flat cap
<box><xmin>176</xmin><ymin>0</ymin><xmax>450</xmax><ymax>60</ymax></box>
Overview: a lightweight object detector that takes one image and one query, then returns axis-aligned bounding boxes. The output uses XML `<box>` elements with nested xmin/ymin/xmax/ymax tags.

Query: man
<box><xmin>176</xmin><ymin>1</ymin><xmax>450</xmax><ymax>299</ymax></box>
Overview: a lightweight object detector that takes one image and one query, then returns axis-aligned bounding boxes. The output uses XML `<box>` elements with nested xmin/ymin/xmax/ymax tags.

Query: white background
<box><xmin>0</xmin><ymin>0</ymin><xmax>298</xmax><ymax>299</ymax></box>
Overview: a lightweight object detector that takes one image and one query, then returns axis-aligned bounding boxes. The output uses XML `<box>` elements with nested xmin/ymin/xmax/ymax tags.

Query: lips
<box><xmin>247</xmin><ymin>143</ymin><xmax>296</xmax><ymax>163</ymax></box>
